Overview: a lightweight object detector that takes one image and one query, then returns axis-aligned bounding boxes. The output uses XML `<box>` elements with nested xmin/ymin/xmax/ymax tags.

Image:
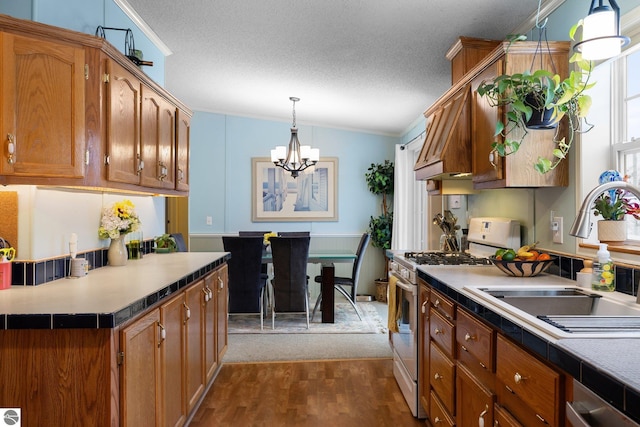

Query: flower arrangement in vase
<box><xmin>98</xmin><ymin>199</ymin><xmax>141</xmax><ymax>265</ymax></box>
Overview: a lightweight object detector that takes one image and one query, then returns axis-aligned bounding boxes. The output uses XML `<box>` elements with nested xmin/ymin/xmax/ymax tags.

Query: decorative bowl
<box><xmin>489</xmin><ymin>256</ymin><xmax>557</xmax><ymax>277</ymax></box>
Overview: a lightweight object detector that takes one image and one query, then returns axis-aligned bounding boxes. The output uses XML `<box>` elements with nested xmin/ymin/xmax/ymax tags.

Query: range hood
<box><xmin>414</xmin><ymin>84</ymin><xmax>472</xmax><ymax>181</ymax></box>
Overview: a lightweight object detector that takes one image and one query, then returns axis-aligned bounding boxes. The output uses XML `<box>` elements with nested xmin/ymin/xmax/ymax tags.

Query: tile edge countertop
<box><xmin>418</xmin><ymin>264</ymin><xmax>640</xmax><ymax>423</ymax></box>
<box><xmin>0</xmin><ymin>252</ymin><xmax>230</xmax><ymax>330</ymax></box>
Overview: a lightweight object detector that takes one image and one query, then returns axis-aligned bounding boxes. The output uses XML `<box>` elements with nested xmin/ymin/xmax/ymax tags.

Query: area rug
<box><xmin>228</xmin><ymin>302</ymin><xmax>387</xmax><ymax>334</ymax></box>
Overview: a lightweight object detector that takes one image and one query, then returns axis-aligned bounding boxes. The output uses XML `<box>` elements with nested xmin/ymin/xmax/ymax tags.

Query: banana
<box><xmin>517</xmin><ymin>241</ymin><xmax>539</xmax><ymax>259</ymax></box>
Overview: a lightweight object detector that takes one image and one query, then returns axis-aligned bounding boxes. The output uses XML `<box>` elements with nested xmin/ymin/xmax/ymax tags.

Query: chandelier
<box><xmin>270</xmin><ymin>97</ymin><xmax>319</xmax><ymax>178</ymax></box>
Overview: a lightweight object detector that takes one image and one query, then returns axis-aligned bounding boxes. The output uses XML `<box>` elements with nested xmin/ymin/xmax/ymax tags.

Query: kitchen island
<box><xmin>418</xmin><ymin>264</ymin><xmax>640</xmax><ymax>424</ymax></box>
<box><xmin>0</xmin><ymin>252</ymin><xmax>230</xmax><ymax>427</ymax></box>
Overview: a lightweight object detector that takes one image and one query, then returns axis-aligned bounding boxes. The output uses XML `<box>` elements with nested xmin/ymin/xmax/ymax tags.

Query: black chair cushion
<box><xmin>270</xmin><ymin>236</ymin><xmax>310</xmax><ymax>312</ymax></box>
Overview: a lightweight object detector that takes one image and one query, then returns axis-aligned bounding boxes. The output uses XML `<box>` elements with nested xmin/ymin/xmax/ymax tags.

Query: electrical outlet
<box><xmin>552</xmin><ymin>216</ymin><xmax>563</xmax><ymax>244</ymax></box>
<box><xmin>206</xmin><ymin>216</ymin><xmax>213</xmax><ymax>225</ymax></box>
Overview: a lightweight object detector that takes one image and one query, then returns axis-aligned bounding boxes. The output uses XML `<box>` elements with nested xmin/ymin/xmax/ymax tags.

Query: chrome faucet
<box><xmin>570</xmin><ymin>181</ymin><xmax>640</xmax><ymax>238</ymax></box>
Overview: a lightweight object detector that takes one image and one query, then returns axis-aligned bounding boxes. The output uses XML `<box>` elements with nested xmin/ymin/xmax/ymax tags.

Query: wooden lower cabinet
<box><xmin>419</xmin><ymin>282</ymin><xmax>430</xmax><ymax>415</ymax></box>
<box><xmin>216</xmin><ymin>265</ymin><xmax>229</xmax><ymax>362</ymax></box>
<box><xmin>120</xmin><ymin>309</ymin><xmax>163</xmax><ymax>427</ymax></box>
<box><xmin>495</xmin><ymin>403</ymin><xmax>524</xmax><ymax>427</ymax></box>
<box><xmin>456</xmin><ymin>363</ymin><xmax>495</xmax><ymax>427</ymax></box>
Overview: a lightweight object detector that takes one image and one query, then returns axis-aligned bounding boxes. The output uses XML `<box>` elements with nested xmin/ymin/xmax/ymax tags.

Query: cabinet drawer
<box><xmin>456</xmin><ymin>363</ymin><xmax>494</xmax><ymax>427</ymax></box>
<box><xmin>431</xmin><ymin>289</ymin><xmax>455</xmax><ymax>320</ymax></box>
<box><xmin>457</xmin><ymin>344</ymin><xmax>494</xmax><ymax>392</ymax></box>
<box><xmin>457</xmin><ymin>308</ymin><xmax>494</xmax><ymax>371</ymax></box>
<box><xmin>430</xmin><ymin>309</ymin><xmax>455</xmax><ymax>357</ymax></box>
<box><xmin>496</xmin><ymin>335</ymin><xmax>561</xmax><ymax>426</ymax></box>
<box><xmin>494</xmin><ymin>403</ymin><xmax>523</xmax><ymax>427</ymax></box>
<box><xmin>430</xmin><ymin>391</ymin><xmax>455</xmax><ymax>427</ymax></box>
<box><xmin>430</xmin><ymin>341</ymin><xmax>456</xmax><ymax>415</ymax></box>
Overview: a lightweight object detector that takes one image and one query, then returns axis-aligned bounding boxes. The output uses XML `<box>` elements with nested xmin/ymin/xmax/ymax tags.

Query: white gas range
<box><xmin>388</xmin><ymin>217</ymin><xmax>520</xmax><ymax>419</ymax></box>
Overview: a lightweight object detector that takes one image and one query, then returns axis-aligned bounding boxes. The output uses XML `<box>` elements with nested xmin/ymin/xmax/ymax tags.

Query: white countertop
<box><xmin>0</xmin><ymin>252</ymin><xmax>228</xmax><ymax>317</ymax></box>
<box><xmin>417</xmin><ymin>264</ymin><xmax>640</xmax><ymax>394</ymax></box>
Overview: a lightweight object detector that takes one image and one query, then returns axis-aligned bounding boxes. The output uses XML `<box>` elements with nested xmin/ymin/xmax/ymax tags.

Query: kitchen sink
<box><xmin>464</xmin><ymin>285</ymin><xmax>640</xmax><ymax>337</ymax></box>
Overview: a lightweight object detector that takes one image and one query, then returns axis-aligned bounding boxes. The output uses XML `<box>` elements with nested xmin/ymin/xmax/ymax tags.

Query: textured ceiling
<box><xmin>125</xmin><ymin>0</ymin><xmax>544</xmax><ymax>135</ymax></box>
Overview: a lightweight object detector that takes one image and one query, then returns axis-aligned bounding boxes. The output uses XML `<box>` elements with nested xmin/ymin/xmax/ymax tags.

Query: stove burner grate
<box><xmin>404</xmin><ymin>251</ymin><xmax>492</xmax><ymax>266</ymax></box>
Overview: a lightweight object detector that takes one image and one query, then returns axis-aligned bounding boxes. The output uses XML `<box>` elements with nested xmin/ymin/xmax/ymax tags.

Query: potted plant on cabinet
<box><xmin>476</xmin><ymin>26</ymin><xmax>595</xmax><ymax>174</ymax></box>
<box><xmin>365</xmin><ymin>160</ymin><xmax>394</xmax><ymax>301</ymax></box>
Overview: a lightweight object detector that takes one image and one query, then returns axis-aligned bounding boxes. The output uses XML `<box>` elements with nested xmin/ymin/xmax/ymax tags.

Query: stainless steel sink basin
<box><xmin>482</xmin><ymin>288</ymin><xmax>601</xmax><ymax>316</ymax></box>
<box><xmin>464</xmin><ymin>285</ymin><xmax>640</xmax><ymax>338</ymax></box>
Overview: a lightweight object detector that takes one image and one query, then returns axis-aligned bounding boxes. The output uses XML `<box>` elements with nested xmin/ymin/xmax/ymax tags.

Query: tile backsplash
<box><xmin>9</xmin><ymin>240</ymin><xmax>154</xmax><ymax>286</ymax></box>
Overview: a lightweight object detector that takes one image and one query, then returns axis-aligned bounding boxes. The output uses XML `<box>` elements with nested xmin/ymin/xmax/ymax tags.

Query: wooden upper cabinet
<box><xmin>140</xmin><ymin>85</ymin><xmax>175</xmax><ymax>189</ymax></box>
<box><xmin>0</xmin><ymin>32</ymin><xmax>85</xmax><ymax>178</ymax></box>
<box><xmin>414</xmin><ymin>85</ymin><xmax>472</xmax><ymax>180</ymax></box>
<box><xmin>175</xmin><ymin>109</ymin><xmax>191</xmax><ymax>191</ymax></box>
<box><xmin>447</xmin><ymin>36</ymin><xmax>500</xmax><ymax>85</ymax></box>
<box><xmin>471</xmin><ymin>42</ymin><xmax>570</xmax><ymax>189</ymax></box>
<box><xmin>105</xmin><ymin>59</ymin><xmax>142</xmax><ymax>185</ymax></box>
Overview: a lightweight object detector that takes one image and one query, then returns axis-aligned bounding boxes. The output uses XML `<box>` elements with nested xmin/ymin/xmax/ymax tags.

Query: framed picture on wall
<box><xmin>251</xmin><ymin>157</ymin><xmax>338</xmax><ymax>222</ymax></box>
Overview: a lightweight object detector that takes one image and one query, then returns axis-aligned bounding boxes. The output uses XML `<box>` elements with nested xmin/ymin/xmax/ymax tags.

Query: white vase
<box><xmin>108</xmin><ymin>236</ymin><xmax>128</xmax><ymax>266</ymax></box>
<box><xmin>597</xmin><ymin>220</ymin><xmax>626</xmax><ymax>246</ymax></box>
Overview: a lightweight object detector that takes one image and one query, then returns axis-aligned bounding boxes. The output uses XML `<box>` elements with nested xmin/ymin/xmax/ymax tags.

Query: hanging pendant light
<box><xmin>270</xmin><ymin>97</ymin><xmax>319</xmax><ymax>178</ymax></box>
<box><xmin>574</xmin><ymin>0</ymin><xmax>629</xmax><ymax>60</ymax></box>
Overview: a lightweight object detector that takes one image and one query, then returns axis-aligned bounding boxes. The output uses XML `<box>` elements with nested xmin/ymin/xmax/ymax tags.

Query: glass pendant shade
<box><xmin>574</xmin><ymin>0</ymin><xmax>629</xmax><ymax>60</ymax></box>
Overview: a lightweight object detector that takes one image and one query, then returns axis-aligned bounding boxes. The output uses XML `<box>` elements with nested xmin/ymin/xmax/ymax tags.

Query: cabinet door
<box><xmin>456</xmin><ymin>363</ymin><xmax>495</xmax><ymax>427</ymax></box>
<box><xmin>204</xmin><ymin>271</ymin><xmax>218</xmax><ymax>382</ymax></box>
<box><xmin>185</xmin><ymin>280</ymin><xmax>206</xmax><ymax>414</ymax></box>
<box><xmin>175</xmin><ymin>109</ymin><xmax>190</xmax><ymax>191</ymax></box>
<box><xmin>1</xmin><ymin>33</ymin><xmax>85</xmax><ymax>177</ymax></box>
<box><xmin>472</xmin><ymin>59</ymin><xmax>504</xmax><ymax>185</ymax></box>
<box><xmin>106</xmin><ymin>60</ymin><xmax>141</xmax><ymax>184</ymax></box>
<box><xmin>419</xmin><ymin>283</ymin><xmax>430</xmax><ymax>415</ymax></box>
<box><xmin>160</xmin><ymin>294</ymin><xmax>187</xmax><ymax>427</ymax></box>
<box><xmin>120</xmin><ymin>309</ymin><xmax>162</xmax><ymax>427</ymax></box>
<box><xmin>216</xmin><ymin>265</ymin><xmax>229</xmax><ymax>362</ymax></box>
<box><xmin>141</xmin><ymin>85</ymin><xmax>175</xmax><ymax>189</ymax></box>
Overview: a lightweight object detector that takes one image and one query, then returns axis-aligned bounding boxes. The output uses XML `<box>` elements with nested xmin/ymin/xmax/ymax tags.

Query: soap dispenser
<box><xmin>592</xmin><ymin>243</ymin><xmax>615</xmax><ymax>291</ymax></box>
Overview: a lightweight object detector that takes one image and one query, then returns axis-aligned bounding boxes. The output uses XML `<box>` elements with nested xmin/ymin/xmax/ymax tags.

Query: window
<box><xmin>580</xmin><ymin>8</ymin><xmax>640</xmax><ymax>244</ymax></box>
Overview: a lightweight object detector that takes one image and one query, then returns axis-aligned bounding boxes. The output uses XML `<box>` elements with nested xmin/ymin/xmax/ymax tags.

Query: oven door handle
<box><xmin>392</xmin><ymin>274</ymin><xmax>416</xmax><ymax>294</ymax></box>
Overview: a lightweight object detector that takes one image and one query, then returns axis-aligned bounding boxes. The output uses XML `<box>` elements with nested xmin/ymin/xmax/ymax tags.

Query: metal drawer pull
<box><xmin>184</xmin><ymin>302</ymin><xmax>191</xmax><ymax>322</ymax></box>
<box><xmin>479</xmin><ymin>361</ymin><xmax>487</xmax><ymax>369</ymax></box>
<box><xmin>461</xmin><ymin>345</ymin><xmax>468</xmax><ymax>352</ymax></box>
<box><xmin>7</xmin><ymin>133</ymin><xmax>15</xmax><ymax>164</ymax></box>
<box><xmin>505</xmin><ymin>385</ymin><xmax>515</xmax><ymax>394</ymax></box>
<box><xmin>514</xmin><ymin>372</ymin><xmax>526</xmax><ymax>384</ymax></box>
<box><xmin>202</xmin><ymin>288</ymin><xmax>210</xmax><ymax>302</ymax></box>
<box><xmin>434</xmin><ymin>299</ymin><xmax>441</xmax><ymax>307</ymax></box>
<box><xmin>434</xmin><ymin>416</ymin><xmax>442</xmax><ymax>424</ymax></box>
<box><xmin>421</xmin><ymin>300</ymin><xmax>428</xmax><ymax>313</ymax></box>
<box><xmin>434</xmin><ymin>372</ymin><xmax>443</xmax><ymax>380</ymax></box>
<box><xmin>465</xmin><ymin>332</ymin><xmax>476</xmax><ymax>341</ymax></box>
<box><xmin>535</xmin><ymin>414</ymin><xmax>547</xmax><ymax>424</ymax></box>
<box><xmin>434</xmin><ymin>327</ymin><xmax>443</xmax><ymax>335</ymax></box>
<box><xmin>158</xmin><ymin>322</ymin><xmax>166</xmax><ymax>347</ymax></box>
<box><xmin>479</xmin><ymin>404</ymin><xmax>489</xmax><ymax>427</ymax></box>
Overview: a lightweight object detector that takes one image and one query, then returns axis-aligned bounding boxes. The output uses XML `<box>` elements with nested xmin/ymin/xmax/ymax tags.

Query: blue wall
<box><xmin>189</xmin><ymin>112</ymin><xmax>398</xmax><ymax>234</ymax></box>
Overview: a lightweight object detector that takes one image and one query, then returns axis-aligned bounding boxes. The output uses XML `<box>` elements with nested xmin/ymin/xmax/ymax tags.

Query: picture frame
<box><xmin>252</xmin><ymin>157</ymin><xmax>338</xmax><ymax>222</ymax></box>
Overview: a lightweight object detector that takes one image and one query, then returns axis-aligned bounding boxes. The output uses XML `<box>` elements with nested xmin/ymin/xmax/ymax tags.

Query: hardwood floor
<box><xmin>189</xmin><ymin>358</ymin><xmax>425</xmax><ymax>426</ymax></box>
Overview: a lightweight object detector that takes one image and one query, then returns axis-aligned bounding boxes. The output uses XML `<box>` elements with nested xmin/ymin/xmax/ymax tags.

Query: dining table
<box><xmin>262</xmin><ymin>252</ymin><xmax>357</xmax><ymax>323</ymax></box>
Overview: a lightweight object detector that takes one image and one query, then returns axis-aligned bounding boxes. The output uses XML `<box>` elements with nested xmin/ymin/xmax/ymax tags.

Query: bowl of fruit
<box><xmin>489</xmin><ymin>243</ymin><xmax>556</xmax><ymax>277</ymax></box>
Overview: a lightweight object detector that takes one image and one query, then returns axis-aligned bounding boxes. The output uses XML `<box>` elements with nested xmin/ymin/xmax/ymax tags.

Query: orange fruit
<box><xmin>537</xmin><ymin>253</ymin><xmax>551</xmax><ymax>261</ymax></box>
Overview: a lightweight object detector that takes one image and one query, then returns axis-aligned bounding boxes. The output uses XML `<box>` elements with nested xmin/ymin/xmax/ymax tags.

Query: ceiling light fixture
<box><xmin>271</xmin><ymin>97</ymin><xmax>319</xmax><ymax>178</ymax></box>
<box><xmin>573</xmin><ymin>0</ymin><xmax>630</xmax><ymax>60</ymax></box>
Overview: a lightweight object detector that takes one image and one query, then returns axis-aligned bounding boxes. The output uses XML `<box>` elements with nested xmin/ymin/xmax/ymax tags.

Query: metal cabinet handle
<box><xmin>218</xmin><ymin>277</ymin><xmax>224</xmax><ymax>289</ymax></box>
<box><xmin>434</xmin><ymin>299</ymin><xmax>441</xmax><ymax>308</ymax></box>
<box><xmin>514</xmin><ymin>372</ymin><xmax>525</xmax><ymax>384</ymax></box>
<box><xmin>489</xmin><ymin>149</ymin><xmax>498</xmax><ymax>170</ymax></box>
<box><xmin>465</xmin><ymin>332</ymin><xmax>476</xmax><ymax>342</ymax></box>
<box><xmin>434</xmin><ymin>327</ymin><xmax>443</xmax><ymax>335</ymax></box>
<box><xmin>202</xmin><ymin>287</ymin><xmax>210</xmax><ymax>302</ymax></box>
<box><xmin>207</xmin><ymin>286</ymin><xmax>214</xmax><ymax>299</ymax></box>
<box><xmin>434</xmin><ymin>372</ymin><xmax>443</xmax><ymax>380</ymax></box>
<box><xmin>7</xmin><ymin>133</ymin><xmax>15</xmax><ymax>164</ymax></box>
<box><xmin>434</xmin><ymin>417</ymin><xmax>442</xmax><ymax>424</ymax></box>
<box><xmin>421</xmin><ymin>300</ymin><xmax>428</xmax><ymax>313</ymax></box>
<box><xmin>158</xmin><ymin>322</ymin><xmax>166</xmax><ymax>346</ymax></box>
<box><xmin>178</xmin><ymin>168</ymin><xmax>184</xmax><ymax>182</ymax></box>
<box><xmin>183</xmin><ymin>302</ymin><xmax>191</xmax><ymax>322</ymax></box>
<box><xmin>479</xmin><ymin>404</ymin><xmax>489</xmax><ymax>427</ymax></box>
